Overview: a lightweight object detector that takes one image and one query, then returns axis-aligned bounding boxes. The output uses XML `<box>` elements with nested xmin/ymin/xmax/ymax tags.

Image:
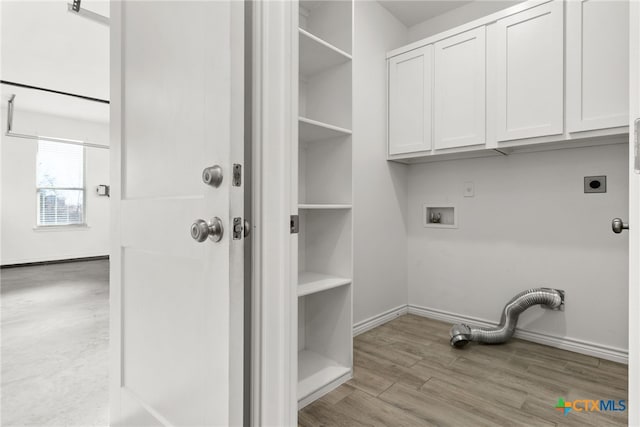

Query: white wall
<box><xmin>1</xmin><ymin>109</ymin><xmax>110</xmax><ymax>265</ymax></box>
<box><xmin>407</xmin><ymin>143</ymin><xmax>629</xmax><ymax>352</ymax></box>
<box><xmin>1</xmin><ymin>1</ymin><xmax>109</xmax><ymax>100</ymax></box>
<box><xmin>353</xmin><ymin>1</ymin><xmax>409</xmax><ymax>324</ymax></box>
<box><xmin>375</xmin><ymin>0</ymin><xmax>629</xmax><ymax>356</ymax></box>
<box><xmin>407</xmin><ymin>1</ymin><xmax>522</xmax><ymax>42</ymax></box>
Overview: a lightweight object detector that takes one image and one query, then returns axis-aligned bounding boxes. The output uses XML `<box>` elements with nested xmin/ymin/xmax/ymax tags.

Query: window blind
<box><xmin>36</xmin><ymin>140</ymin><xmax>85</xmax><ymax>226</ymax></box>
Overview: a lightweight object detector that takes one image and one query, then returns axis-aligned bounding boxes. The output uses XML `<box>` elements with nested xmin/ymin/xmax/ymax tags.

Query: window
<box><xmin>36</xmin><ymin>141</ymin><xmax>85</xmax><ymax>226</ymax></box>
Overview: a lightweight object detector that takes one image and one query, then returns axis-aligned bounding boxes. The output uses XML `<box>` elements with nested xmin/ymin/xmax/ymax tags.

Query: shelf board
<box><xmin>299</xmin><ymin>117</ymin><xmax>352</xmax><ymax>143</ymax></box>
<box><xmin>299</xmin><ymin>28</ymin><xmax>352</xmax><ymax>77</ymax></box>
<box><xmin>298</xmin><ymin>272</ymin><xmax>351</xmax><ymax>297</ymax></box>
<box><xmin>298</xmin><ymin>350</ymin><xmax>351</xmax><ymax>401</ymax></box>
<box><xmin>299</xmin><ymin>204</ymin><xmax>352</xmax><ymax>210</ymax></box>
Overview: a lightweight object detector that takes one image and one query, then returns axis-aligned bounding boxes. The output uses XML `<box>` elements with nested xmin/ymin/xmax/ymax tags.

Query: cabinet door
<box><xmin>567</xmin><ymin>0</ymin><xmax>629</xmax><ymax>132</ymax></box>
<box><xmin>388</xmin><ymin>46</ymin><xmax>432</xmax><ymax>155</ymax></box>
<box><xmin>496</xmin><ymin>1</ymin><xmax>564</xmax><ymax>142</ymax></box>
<box><xmin>434</xmin><ymin>27</ymin><xmax>486</xmax><ymax>150</ymax></box>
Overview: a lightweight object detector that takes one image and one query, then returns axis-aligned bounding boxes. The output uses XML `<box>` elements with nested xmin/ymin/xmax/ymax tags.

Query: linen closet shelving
<box><xmin>294</xmin><ymin>0</ymin><xmax>354</xmax><ymax>409</ymax></box>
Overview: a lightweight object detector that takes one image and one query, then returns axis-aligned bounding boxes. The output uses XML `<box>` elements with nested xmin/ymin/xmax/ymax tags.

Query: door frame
<box><xmin>628</xmin><ymin>0</ymin><xmax>639</xmax><ymax>424</ymax></box>
<box><xmin>250</xmin><ymin>1</ymin><xmax>297</xmax><ymax>426</ymax></box>
<box><xmin>108</xmin><ymin>1</ymin><xmax>122</xmax><ymax>419</ymax></box>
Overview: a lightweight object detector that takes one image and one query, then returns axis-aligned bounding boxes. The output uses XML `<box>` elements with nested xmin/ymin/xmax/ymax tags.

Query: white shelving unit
<box><xmin>298</xmin><ymin>272</ymin><xmax>351</xmax><ymax>297</ymax></box>
<box><xmin>299</xmin><ymin>29</ymin><xmax>352</xmax><ymax>77</ymax></box>
<box><xmin>298</xmin><ymin>350</ymin><xmax>351</xmax><ymax>402</ymax></box>
<box><xmin>299</xmin><ymin>116</ymin><xmax>352</xmax><ymax>143</ymax></box>
<box><xmin>299</xmin><ymin>204</ymin><xmax>352</xmax><ymax>210</ymax></box>
<box><xmin>295</xmin><ymin>0</ymin><xmax>354</xmax><ymax>410</ymax></box>
<box><xmin>297</xmin><ymin>284</ymin><xmax>352</xmax><ymax>406</ymax></box>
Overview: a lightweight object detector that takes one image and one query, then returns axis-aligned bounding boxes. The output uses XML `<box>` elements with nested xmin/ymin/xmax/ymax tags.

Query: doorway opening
<box><xmin>1</xmin><ymin>1</ymin><xmax>110</xmax><ymax>424</ymax></box>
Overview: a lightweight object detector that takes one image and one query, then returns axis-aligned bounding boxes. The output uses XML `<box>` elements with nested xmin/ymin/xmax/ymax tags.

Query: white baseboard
<box><xmin>408</xmin><ymin>304</ymin><xmax>628</xmax><ymax>365</ymax></box>
<box><xmin>1</xmin><ymin>253</ymin><xmax>109</xmax><ymax>267</ymax></box>
<box><xmin>353</xmin><ymin>304</ymin><xmax>408</xmax><ymax>336</ymax></box>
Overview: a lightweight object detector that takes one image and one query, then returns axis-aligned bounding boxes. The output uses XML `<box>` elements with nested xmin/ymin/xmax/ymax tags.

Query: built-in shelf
<box><xmin>298</xmin><ymin>272</ymin><xmax>351</xmax><ymax>297</ymax></box>
<box><xmin>298</xmin><ymin>349</ymin><xmax>351</xmax><ymax>401</ymax></box>
<box><xmin>299</xmin><ymin>203</ymin><xmax>352</xmax><ymax>210</ymax></box>
<box><xmin>299</xmin><ymin>28</ymin><xmax>352</xmax><ymax>77</ymax></box>
<box><xmin>299</xmin><ymin>117</ymin><xmax>352</xmax><ymax>143</ymax></box>
<box><xmin>296</xmin><ymin>1</ymin><xmax>353</xmax><ymax>408</ymax></box>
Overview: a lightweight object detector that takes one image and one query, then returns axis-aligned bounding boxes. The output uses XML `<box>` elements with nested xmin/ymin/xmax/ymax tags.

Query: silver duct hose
<box><xmin>449</xmin><ymin>288</ymin><xmax>564</xmax><ymax>348</ymax></box>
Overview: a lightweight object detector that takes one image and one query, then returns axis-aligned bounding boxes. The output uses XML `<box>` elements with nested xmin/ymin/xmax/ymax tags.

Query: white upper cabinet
<box><xmin>434</xmin><ymin>27</ymin><xmax>486</xmax><ymax>150</ymax></box>
<box><xmin>386</xmin><ymin>0</ymin><xmax>630</xmax><ymax>161</ymax></box>
<box><xmin>495</xmin><ymin>1</ymin><xmax>564</xmax><ymax>142</ymax></box>
<box><xmin>566</xmin><ymin>0</ymin><xmax>629</xmax><ymax>132</ymax></box>
<box><xmin>388</xmin><ymin>45</ymin><xmax>433</xmax><ymax>155</ymax></box>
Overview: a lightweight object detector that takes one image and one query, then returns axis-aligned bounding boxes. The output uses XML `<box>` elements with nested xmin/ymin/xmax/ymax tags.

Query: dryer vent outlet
<box><xmin>584</xmin><ymin>176</ymin><xmax>606</xmax><ymax>193</ymax></box>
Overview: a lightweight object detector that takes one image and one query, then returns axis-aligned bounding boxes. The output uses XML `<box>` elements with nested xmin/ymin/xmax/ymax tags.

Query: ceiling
<box><xmin>378</xmin><ymin>0</ymin><xmax>474</xmax><ymax>27</ymax></box>
<box><xmin>1</xmin><ymin>1</ymin><xmax>109</xmax><ymax>122</ymax></box>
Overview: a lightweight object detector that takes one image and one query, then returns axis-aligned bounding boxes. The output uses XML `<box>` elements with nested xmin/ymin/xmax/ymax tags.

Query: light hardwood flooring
<box><xmin>1</xmin><ymin>260</ymin><xmax>109</xmax><ymax>426</ymax></box>
<box><xmin>299</xmin><ymin>314</ymin><xmax>628</xmax><ymax>427</ymax></box>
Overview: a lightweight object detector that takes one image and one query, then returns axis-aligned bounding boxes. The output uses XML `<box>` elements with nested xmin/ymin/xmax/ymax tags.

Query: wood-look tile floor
<box><xmin>1</xmin><ymin>260</ymin><xmax>109</xmax><ymax>426</ymax></box>
<box><xmin>299</xmin><ymin>314</ymin><xmax>628</xmax><ymax>427</ymax></box>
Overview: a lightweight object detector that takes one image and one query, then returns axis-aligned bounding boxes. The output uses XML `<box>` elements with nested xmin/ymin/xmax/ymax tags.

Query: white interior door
<box><xmin>109</xmin><ymin>2</ymin><xmax>244</xmax><ymax>426</ymax></box>
<box><xmin>629</xmin><ymin>1</ymin><xmax>640</xmax><ymax>424</ymax></box>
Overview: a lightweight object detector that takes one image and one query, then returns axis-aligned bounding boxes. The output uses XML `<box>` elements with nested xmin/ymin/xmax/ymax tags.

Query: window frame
<box><xmin>35</xmin><ymin>140</ymin><xmax>87</xmax><ymax>228</ymax></box>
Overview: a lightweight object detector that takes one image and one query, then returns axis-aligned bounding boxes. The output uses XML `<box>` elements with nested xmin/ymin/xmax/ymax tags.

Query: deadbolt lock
<box><xmin>202</xmin><ymin>165</ymin><xmax>223</xmax><ymax>187</ymax></box>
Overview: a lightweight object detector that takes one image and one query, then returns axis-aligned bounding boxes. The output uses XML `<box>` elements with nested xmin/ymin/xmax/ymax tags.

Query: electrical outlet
<box><xmin>584</xmin><ymin>176</ymin><xmax>606</xmax><ymax>193</ymax></box>
<box><xmin>463</xmin><ymin>181</ymin><xmax>474</xmax><ymax>197</ymax></box>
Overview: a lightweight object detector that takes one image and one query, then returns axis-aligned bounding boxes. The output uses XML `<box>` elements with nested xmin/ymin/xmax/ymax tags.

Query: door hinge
<box><xmin>232</xmin><ymin>163</ymin><xmax>242</xmax><ymax>187</ymax></box>
<box><xmin>290</xmin><ymin>215</ymin><xmax>299</xmax><ymax>234</ymax></box>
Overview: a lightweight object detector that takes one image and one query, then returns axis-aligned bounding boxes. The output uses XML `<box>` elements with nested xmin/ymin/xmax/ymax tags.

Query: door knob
<box><xmin>244</xmin><ymin>219</ymin><xmax>251</xmax><ymax>238</ymax></box>
<box><xmin>612</xmin><ymin>218</ymin><xmax>629</xmax><ymax>234</ymax></box>
<box><xmin>191</xmin><ymin>217</ymin><xmax>224</xmax><ymax>242</ymax></box>
<box><xmin>202</xmin><ymin>165</ymin><xmax>223</xmax><ymax>187</ymax></box>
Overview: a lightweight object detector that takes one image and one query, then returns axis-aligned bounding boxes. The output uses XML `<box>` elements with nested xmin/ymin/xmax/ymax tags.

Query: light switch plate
<box><xmin>463</xmin><ymin>181</ymin><xmax>474</xmax><ymax>197</ymax></box>
<box><xmin>584</xmin><ymin>176</ymin><xmax>606</xmax><ymax>193</ymax></box>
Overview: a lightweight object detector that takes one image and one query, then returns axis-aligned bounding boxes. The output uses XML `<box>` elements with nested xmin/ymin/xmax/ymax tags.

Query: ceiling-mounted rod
<box><xmin>5</xmin><ymin>95</ymin><xmax>109</xmax><ymax>150</ymax></box>
<box><xmin>1</xmin><ymin>80</ymin><xmax>109</xmax><ymax>104</ymax></box>
<box><xmin>67</xmin><ymin>1</ymin><xmax>109</xmax><ymax>27</ymax></box>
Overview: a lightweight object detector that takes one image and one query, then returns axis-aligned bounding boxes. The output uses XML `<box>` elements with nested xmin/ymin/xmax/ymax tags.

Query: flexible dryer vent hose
<box><xmin>449</xmin><ymin>288</ymin><xmax>564</xmax><ymax>348</ymax></box>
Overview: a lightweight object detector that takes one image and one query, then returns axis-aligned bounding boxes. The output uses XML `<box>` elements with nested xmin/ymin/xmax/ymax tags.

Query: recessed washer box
<box><xmin>584</xmin><ymin>176</ymin><xmax>606</xmax><ymax>193</ymax></box>
<box><xmin>424</xmin><ymin>204</ymin><xmax>457</xmax><ymax>229</ymax></box>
